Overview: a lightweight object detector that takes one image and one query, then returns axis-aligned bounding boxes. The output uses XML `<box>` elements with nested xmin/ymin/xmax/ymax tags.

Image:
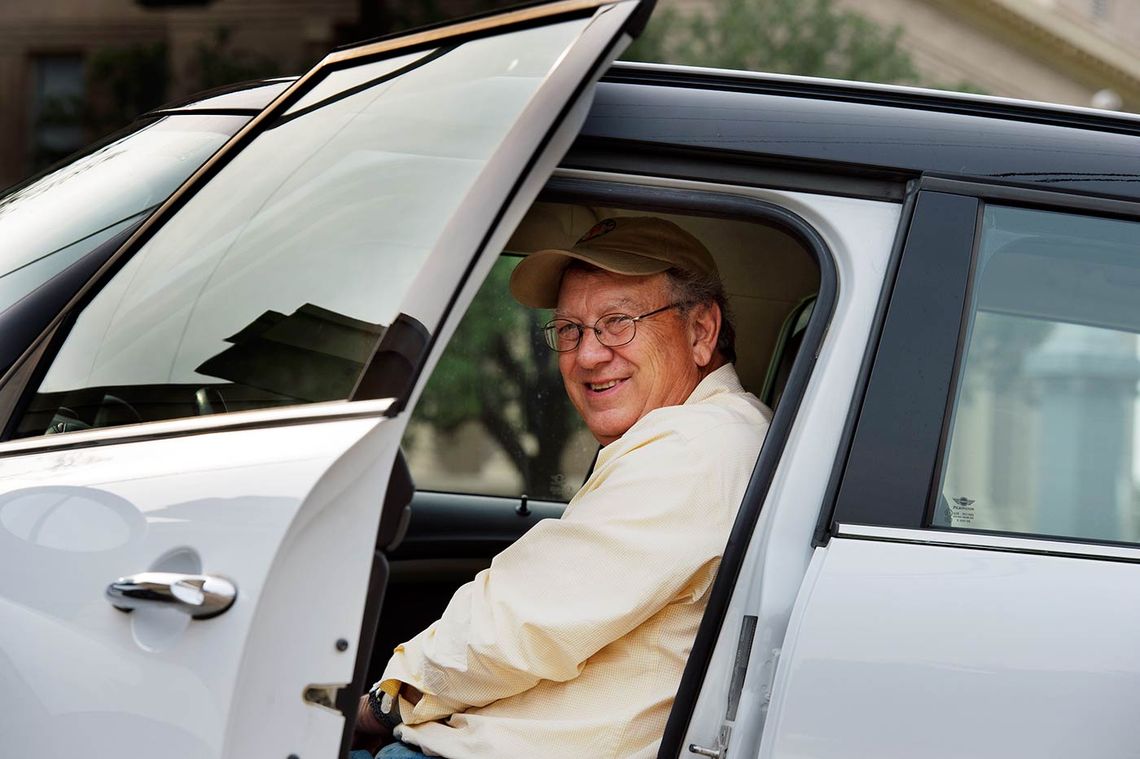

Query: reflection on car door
<box><xmin>0</xmin><ymin>2</ymin><xmax>656</xmax><ymax>758</ymax></box>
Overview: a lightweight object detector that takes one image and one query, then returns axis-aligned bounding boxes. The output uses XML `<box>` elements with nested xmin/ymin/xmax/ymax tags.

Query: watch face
<box><xmin>367</xmin><ymin>689</ymin><xmax>387</xmax><ymax>720</ymax></box>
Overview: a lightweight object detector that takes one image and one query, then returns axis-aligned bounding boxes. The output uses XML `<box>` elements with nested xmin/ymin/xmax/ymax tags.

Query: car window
<box><xmin>11</xmin><ymin>17</ymin><xmax>593</xmax><ymax>439</ymax></box>
<box><xmin>934</xmin><ymin>205</ymin><xmax>1140</xmax><ymax>543</ymax></box>
<box><xmin>0</xmin><ymin>114</ymin><xmax>249</xmax><ymax>311</ymax></box>
<box><xmin>404</xmin><ymin>256</ymin><xmax>597</xmax><ymax>502</ymax></box>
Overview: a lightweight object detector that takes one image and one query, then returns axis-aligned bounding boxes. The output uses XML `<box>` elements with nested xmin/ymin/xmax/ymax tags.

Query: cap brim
<box><xmin>509</xmin><ymin>247</ymin><xmax>672</xmax><ymax>308</ymax></box>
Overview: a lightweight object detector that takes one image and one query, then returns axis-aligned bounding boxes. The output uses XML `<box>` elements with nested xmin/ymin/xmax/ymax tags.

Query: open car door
<box><xmin>0</xmin><ymin>2</ymin><xmax>655</xmax><ymax>757</ymax></box>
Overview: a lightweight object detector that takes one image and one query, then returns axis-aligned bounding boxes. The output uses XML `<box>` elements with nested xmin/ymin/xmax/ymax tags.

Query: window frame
<box><xmin>827</xmin><ymin>176</ymin><xmax>1140</xmax><ymax>552</ymax></box>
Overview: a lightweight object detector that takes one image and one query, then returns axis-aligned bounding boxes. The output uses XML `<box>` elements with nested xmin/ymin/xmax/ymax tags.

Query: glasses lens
<box><xmin>544</xmin><ymin>320</ymin><xmax>580</xmax><ymax>351</ymax></box>
<box><xmin>597</xmin><ymin>314</ymin><xmax>636</xmax><ymax>346</ymax></box>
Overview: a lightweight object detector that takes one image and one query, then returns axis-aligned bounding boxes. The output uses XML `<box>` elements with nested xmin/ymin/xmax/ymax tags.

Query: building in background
<box><xmin>0</xmin><ymin>0</ymin><xmax>358</xmax><ymax>188</ymax></box>
<box><xmin>5</xmin><ymin>0</ymin><xmax>1140</xmax><ymax>188</ymax></box>
<box><xmin>833</xmin><ymin>0</ymin><xmax>1140</xmax><ymax>109</ymax></box>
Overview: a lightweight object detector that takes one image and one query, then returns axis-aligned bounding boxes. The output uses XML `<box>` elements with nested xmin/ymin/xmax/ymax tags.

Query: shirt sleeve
<box><xmin>378</xmin><ymin>419</ymin><xmax>740</xmax><ymax>725</ymax></box>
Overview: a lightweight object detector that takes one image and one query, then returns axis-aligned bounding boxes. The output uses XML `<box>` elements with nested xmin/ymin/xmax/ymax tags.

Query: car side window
<box><xmin>9</xmin><ymin>18</ymin><xmax>593</xmax><ymax>439</ymax></box>
<box><xmin>934</xmin><ymin>205</ymin><xmax>1140</xmax><ymax>543</ymax></box>
<box><xmin>404</xmin><ymin>255</ymin><xmax>597</xmax><ymax>502</ymax></box>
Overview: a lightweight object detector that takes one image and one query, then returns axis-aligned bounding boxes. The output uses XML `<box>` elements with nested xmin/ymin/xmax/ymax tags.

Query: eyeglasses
<box><xmin>542</xmin><ymin>303</ymin><xmax>684</xmax><ymax>352</ymax></box>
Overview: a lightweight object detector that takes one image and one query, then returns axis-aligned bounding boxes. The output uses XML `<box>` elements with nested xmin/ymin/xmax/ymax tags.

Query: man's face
<box><xmin>555</xmin><ymin>268</ymin><xmax>707</xmax><ymax>445</ymax></box>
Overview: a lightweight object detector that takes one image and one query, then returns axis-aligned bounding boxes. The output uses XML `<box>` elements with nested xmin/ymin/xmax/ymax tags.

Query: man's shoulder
<box><xmin>625</xmin><ymin>388</ymin><xmax>770</xmax><ymax>453</ymax></box>
<box><xmin>661</xmin><ymin>392</ymin><xmax>768</xmax><ymax>440</ymax></box>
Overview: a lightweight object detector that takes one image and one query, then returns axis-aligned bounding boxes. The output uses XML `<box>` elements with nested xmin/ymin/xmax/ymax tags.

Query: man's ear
<box><xmin>688</xmin><ymin>301</ymin><xmax>721</xmax><ymax>368</ymax></box>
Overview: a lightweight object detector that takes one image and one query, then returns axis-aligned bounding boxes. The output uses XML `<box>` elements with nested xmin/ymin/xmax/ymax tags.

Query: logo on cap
<box><xmin>576</xmin><ymin>218</ymin><xmax>617</xmax><ymax>244</ymax></box>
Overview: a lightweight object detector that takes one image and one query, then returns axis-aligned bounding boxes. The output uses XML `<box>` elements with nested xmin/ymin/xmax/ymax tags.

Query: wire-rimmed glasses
<box><xmin>542</xmin><ymin>303</ymin><xmax>684</xmax><ymax>352</ymax></box>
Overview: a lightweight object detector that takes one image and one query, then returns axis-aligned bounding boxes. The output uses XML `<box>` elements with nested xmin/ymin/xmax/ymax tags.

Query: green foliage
<box><xmin>413</xmin><ymin>258</ymin><xmax>580</xmax><ymax>498</ymax></box>
<box><xmin>625</xmin><ymin>0</ymin><xmax>920</xmax><ymax>84</ymax></box>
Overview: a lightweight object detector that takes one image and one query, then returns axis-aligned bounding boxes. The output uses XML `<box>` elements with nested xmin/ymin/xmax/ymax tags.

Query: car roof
<box><xmin>583</xmin><ymin>62</ymin><xmax>1140</xmax><ymax>202</ymax></box>
<box><xmin>145</xmin><ymin>61</ymin><xmax>1140</xmax><ymax>202</ymax></box>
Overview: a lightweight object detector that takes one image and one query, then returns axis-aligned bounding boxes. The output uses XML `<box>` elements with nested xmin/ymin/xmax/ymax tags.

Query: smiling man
<box><xmin>354</xmin><ymin>216</ymin><xmax>772</xmax><ymax>759</ymax></box>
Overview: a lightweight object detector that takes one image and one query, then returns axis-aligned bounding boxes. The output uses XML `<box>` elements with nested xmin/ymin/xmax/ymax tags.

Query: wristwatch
<box><xmin>367</xmin><ymin>684</ymin><xmax>404</xmax><ymax>731</ymax></box>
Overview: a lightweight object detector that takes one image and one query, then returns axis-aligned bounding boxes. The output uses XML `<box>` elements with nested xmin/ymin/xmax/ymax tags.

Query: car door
<box><xmin>760</xmin><ymin>184</ymin><xmax>1140</xmax><ymax>758</ymax></box>
<box><xmin>0</xmin><ymin>2</ymin><xmax>655</xmax><ymax>758</ymax></box>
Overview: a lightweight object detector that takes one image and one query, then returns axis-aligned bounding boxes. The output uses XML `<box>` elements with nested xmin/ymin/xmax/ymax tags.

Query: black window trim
<box><xmin>828</xmin><ymin>176</ymin><xmax>1140</xmax><ymax>552</ymax></box>
<box><xmin>827</xmin><ymin>190</ymin><xmax>982</xmax><ymax>532</ymax></box>
<box><xmin>564</xmin><ymin>137</ymin><xmax>910</xmax><ymax>203</ymax></box>
<box><xmin>812</xmin><ymin>179</ymin><xmax>920</xmax><ymax>546</ymax></box>
<box><xmin>923</xmin><ymin>175</ymin><xmax>1140</xmax><ymax>219</ymax></box>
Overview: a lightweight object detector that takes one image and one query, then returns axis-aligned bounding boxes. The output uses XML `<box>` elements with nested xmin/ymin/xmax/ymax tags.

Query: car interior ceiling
<box><xmin>364</xmin><ymin>199</ymin><xmax>822</xmax><ymax>688</ymax></box>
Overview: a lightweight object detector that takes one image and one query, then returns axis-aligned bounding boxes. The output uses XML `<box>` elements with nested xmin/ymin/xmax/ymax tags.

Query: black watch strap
<box><xmin>368</xmin><ymin>685</ymin><xmax>404</xmax><ymax>730</ymax></box>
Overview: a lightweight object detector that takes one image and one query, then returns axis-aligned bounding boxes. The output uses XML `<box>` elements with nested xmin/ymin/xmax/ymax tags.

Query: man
<box><xmin>354</xmin><ymin>216</ymin><xmax>771</xmax><ymax>759</ymax></box>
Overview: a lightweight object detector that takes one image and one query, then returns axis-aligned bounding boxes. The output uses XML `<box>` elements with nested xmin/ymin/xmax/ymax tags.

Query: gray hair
<box><xmin>665</xmin><ymin>267</ymin><xmax>737</xmax><ymax>364</ymax></box>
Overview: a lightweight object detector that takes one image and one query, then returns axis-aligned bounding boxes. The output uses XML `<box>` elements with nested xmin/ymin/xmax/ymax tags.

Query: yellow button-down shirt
<box><xmin>378</xmin><ymin>364</ymin><xmax>771</xmax><ymax>758</ymax></box>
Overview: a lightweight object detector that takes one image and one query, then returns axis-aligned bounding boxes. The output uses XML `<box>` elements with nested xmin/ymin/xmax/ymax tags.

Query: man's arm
<box><xmin>351</xmin><ymin>692</ymin><xmax>390</xmax><ymax>754</ymax></box>
<box><xmin>379</xmin><ymin>420</ymin><xmax>750</xmax><ymax>724</ymax></box>
<box><xmin>351</xmin><ymin>684</ymin><xmax>423</xmax><ymax>750</ymax></box>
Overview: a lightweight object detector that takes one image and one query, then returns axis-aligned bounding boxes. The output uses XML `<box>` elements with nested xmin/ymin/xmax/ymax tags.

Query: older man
<box><xmin>354</xmin><ymin>216</ymin><xmax>771</xmax><ymax>759</ymax></box>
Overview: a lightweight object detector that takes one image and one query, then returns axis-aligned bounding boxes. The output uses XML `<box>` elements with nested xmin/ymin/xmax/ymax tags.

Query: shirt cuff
<box><xmin>376</xmin><ymin>673</ymin><xmax>467</xmax><ymax>725</ymax></box>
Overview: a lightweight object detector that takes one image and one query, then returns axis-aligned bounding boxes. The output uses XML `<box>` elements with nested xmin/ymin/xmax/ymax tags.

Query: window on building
<box><xmin>29</xmin><ymin>54</ymin><xmax>86</xmax><ymax>172</ymax></box>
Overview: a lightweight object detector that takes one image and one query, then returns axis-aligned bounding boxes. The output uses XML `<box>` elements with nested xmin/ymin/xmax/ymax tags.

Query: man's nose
<box><xmin>575</xmin><ymin>328</ymin><xmax>613</xmax><ymax>367</ymax></box>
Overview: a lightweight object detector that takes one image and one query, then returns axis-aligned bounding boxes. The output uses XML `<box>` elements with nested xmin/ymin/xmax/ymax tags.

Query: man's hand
<box><xmin>351</xmin><ymin>693</ymin><xmax>392</xmax><ymax>755</ymax></box>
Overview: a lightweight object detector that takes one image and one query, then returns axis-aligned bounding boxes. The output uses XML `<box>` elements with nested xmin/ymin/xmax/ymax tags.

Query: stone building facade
<box><xmin>835</xmin><ymin>0</ymin><xmax>1140</xmax><ymax>109</ymax></box>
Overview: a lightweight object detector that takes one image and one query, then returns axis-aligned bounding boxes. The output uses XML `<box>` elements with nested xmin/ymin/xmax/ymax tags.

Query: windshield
<box><xmin>0</xmin><ymin>113</ymin><xmax>249</xmax><ymax>311</ymax></box>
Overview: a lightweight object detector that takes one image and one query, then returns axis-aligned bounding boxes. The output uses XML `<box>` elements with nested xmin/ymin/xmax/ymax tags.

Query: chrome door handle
<box><xmin>106</xmin><ymin>572</ymin><xmax>237</xmax><ymax>619</ymax></box>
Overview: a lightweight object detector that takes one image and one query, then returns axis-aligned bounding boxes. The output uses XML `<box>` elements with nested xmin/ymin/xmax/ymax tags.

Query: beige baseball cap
<box><xmin>509</xmin><ymin>216</ymin><xmax>717</xmax><ymax>308</ymax></box>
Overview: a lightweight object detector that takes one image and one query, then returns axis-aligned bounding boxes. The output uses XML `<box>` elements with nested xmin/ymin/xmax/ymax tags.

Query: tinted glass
<box><xmin>935</xmin><ymin>206</ymin><xmax>1140</xmax><ymax>543</ymax></box>
<box><xmin>13</xmin><ymin>18</ymin><xmax>591</xmax><ymax>438</ymax></box>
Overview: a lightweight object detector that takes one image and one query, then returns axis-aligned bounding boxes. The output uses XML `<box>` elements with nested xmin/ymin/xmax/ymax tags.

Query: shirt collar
<box><xmin>684</xmin><ymin>363</ymin><xmax>745</xmax><ymax>406</ymax></box>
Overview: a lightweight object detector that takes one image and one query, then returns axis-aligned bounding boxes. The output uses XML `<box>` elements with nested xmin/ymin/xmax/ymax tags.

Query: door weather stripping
<box><xmin>303</xmin><ymin>685</ymin><xmax>340</xmax><ymax>711</ymax></box>
<box><xmin>689</xmin><ymin>615</ymin><xmax>758</xmax><ymax>758</ymax></box>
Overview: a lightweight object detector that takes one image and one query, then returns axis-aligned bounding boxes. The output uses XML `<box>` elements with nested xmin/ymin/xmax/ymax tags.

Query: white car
<box><xmin>3</xmin><ymin>1</ymin><xmax>1140</xmax><ymax>757</ymax></box>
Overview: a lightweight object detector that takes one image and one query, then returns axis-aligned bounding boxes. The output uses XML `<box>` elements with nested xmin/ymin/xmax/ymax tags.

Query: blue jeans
<box><xmin>350</xmin><ymin>742</ymin><xmax>431</xmax><ymax>759</ymax></box>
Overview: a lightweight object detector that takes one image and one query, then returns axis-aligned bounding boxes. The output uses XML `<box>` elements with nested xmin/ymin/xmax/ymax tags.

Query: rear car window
<box><xmin>935</xmin><ymin>205</ymin><xmax>1140</xmax><ymax>544</ymax></box>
